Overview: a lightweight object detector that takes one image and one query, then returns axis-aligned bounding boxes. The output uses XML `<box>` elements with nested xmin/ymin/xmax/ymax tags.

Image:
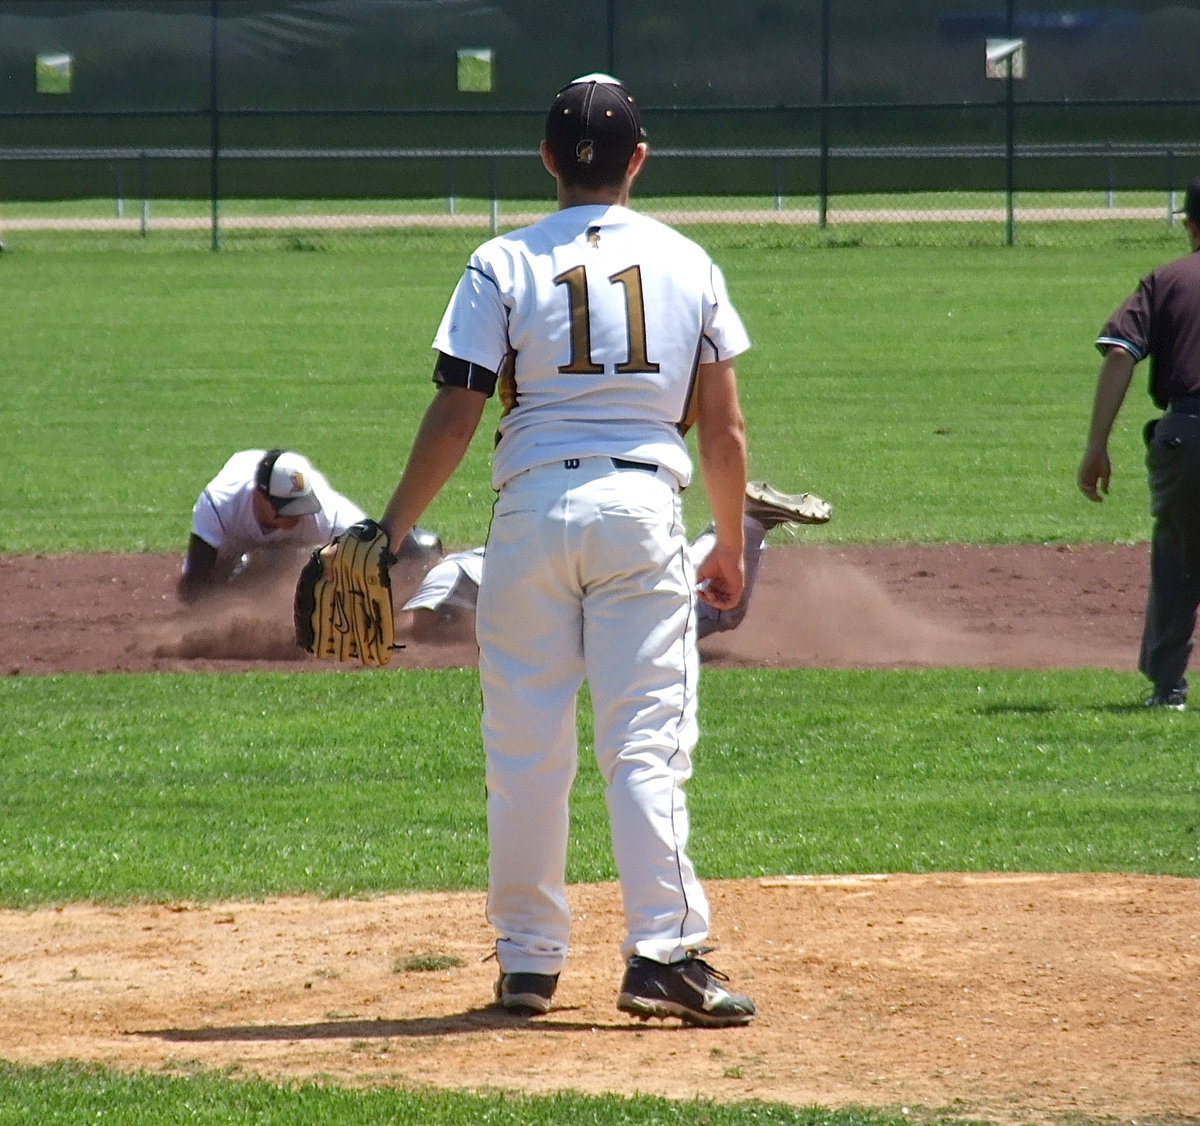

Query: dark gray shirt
<box><xmin>1097</xmin><ymin>247</ymin><xmax>1200</xmax><ymax>409</ymax></box>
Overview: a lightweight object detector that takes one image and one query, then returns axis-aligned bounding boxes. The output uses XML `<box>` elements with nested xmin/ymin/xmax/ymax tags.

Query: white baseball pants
<box><xmin>476</xmin><ymin>456</ymin><xmax>711</xmax><ymax>974</ymax></box>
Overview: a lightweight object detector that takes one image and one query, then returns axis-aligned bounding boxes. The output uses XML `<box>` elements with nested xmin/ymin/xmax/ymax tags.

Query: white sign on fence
<box><xmin>985</xmin><ymin>38</ymin><xmax>1026</xmax><ymax>80</ymax></box>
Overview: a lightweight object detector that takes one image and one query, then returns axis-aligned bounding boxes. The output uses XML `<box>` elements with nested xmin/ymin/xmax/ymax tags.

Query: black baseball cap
<box><xmin>1174</xmin><ymin>176</ymin><xmax>1200</xmax><ymax>222</ymax></box>
<box><xmin>544</xmin><ymin>73</ymin><xmax>644</xmax><ymax>185</ymax></box>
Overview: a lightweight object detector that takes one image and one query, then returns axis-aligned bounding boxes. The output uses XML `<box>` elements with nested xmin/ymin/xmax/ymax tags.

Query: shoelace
<box><xmin>682</xmin><ymin>949</ymin><xmax>730</xmax><ymax>982</ymax></box>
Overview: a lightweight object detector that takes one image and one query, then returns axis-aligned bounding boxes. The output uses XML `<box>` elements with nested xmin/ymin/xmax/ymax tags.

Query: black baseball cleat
<box><xmin>617</xmin><ymin>951</ymin><xmax>756</xmax><ymax>1027</ymax></box>
<box><xmin>494</xmin><ymin>971</ymin><xmax>558</xmax><ymax>1014</ymax></box>
<box><xmin>1145</xmin><ymin>685</ymin><xmax>1187</xmax><ymax>710</ymax></box>
<box><xmin>744</xmin><ymin>480</ymin><xmax>832</xmax><ymax>529</ymax></box>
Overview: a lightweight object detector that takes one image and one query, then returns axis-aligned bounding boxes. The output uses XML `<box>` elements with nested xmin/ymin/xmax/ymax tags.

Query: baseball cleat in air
<box><xmin>745</xmin><ymin>480</ymin><xmax>832</xmax><ymax>528</ymax></box>
<box><xmin>494</xmin><ymin>971</ymin><xmax>558</xmax><ymax>1014</ymax></box>
<box><xmin>617</xmin><ymin>951</ymin><xmax>756</xmax><ymax>1027</ymax></box>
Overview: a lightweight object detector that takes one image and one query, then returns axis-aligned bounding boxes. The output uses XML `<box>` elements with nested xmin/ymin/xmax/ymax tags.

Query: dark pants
<box><xmin>1139</xmin><ymin>410</ymin><xmax>1200</xmax><ymax>693</ymax></box>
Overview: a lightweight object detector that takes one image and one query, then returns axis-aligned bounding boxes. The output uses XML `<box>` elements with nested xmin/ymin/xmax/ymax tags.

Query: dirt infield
<box><xmin>2</xmin><ymin>544</ymin><xmax>1197</xmax><ymax>1124</ymax></box>
<box><xmin>0</xmin><ymin>541</ymin><xmax>1150</xmax><ymax>676</ymax></box>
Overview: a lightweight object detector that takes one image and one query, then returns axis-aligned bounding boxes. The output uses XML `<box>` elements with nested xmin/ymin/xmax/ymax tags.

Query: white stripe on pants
<box><xmin>477</xmin><ymin>457</ymin><xmax>710</xmax><ymax>973</ymax></box>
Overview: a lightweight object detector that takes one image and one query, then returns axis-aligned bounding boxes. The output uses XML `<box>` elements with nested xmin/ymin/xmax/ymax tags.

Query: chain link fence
<box><xmin>2</xmin><ymin>1</ymin><xmax>1199</xmax><ymax>250</ymax></box>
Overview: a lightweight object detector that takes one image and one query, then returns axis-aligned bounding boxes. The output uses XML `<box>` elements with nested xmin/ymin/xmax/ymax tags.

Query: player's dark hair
<box><xmin>255</xmin><ymin>446</ymin><xmax>285</xmax><ymax>492</ymax></box>
<box><xmin>255</xmin><ymin>448</ymin><xmax>285</xmax><ymax>498</ymax></box>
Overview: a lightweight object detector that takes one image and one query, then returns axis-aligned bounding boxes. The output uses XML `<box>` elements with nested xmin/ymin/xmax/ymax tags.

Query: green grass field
<box><xmin>0</xmin><ymin>225</ymin><xmax>1183</xmax><ymax>552</ymax></box>
<box><xmin>2</xmin><ymin>668</ymin><xmax>1194</xmax><ymax>908</ymax></box>
<box><xmin>1</xmin><ymin>222</ymin><xmax>1197</xmax><ymax>1123</ymax></box>
<box><xmin>0</xmin><ymin>1063</ymin><xmax>961</xmax><ymax>1126</ymax></box>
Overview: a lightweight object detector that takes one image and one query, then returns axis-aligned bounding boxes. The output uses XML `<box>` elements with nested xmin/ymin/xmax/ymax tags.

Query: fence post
<box><xmin>818</xmin><ymin>0</ymin><xmax>830</xmax><ymax>228</ymax></box>
<box><xmin>489</xmin><ymin>156</ymin><xmax>499</xmax><ymax>235</ymax></box>
<box><xmin>606</xmin><ymin>0</ymin><xmax>617</xmax><ymax>74</ymax></box>
<box><xmin>1168</xmin><ymin>149</ymin><xmax>1177</xmax><ymax>225</ymax></box>
<box><xmin>139</xmin><ymin>151</ymin><xmax>150</xmax><ymax>236</ymax></box>
<box><xmin>1003</xmin><ymin>0</ymin><xmax>1016</xmax><ymax>246</ymax></box>
<box><xmin>209</xmin><ymin>0</ymin><xmax>221</xmax><ymax>251</ymax></box>
<box><xmin>1004</xmin><ymin>79</ymin><xmax>1015</xmax><ymax>245</ymax></box>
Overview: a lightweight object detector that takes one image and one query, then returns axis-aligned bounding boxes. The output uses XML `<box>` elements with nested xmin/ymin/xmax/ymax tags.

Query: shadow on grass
<box><xmin>975</xmin><ymin>702</ymin><xmax>1187</xmax><ymax>716</ymax></box>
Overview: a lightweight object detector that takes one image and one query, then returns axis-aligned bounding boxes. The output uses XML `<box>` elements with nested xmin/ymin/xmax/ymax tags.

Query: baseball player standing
<box><xmin>377</xmin><ymin>74</ymin><xmax>756</xmax><ymax>1024</ymax></box>
<box><xmin>1079</xmin><ymin>175</ymin><xmax>1200</xmax><ymax>710</ymax></box>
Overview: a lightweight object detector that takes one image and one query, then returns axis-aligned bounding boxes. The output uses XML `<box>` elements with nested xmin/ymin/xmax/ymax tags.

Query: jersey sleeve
<box><xmin>432</xmin><ymin>257</ymin><xmax>512</xmax><ymax>373</ymax></box>
<box><xmin>699</xmin><ymin>262</ymin><xmax>751</xmax><ymax>364</ymax></box>
<box><xmin>433</xmin><ymin>352</ymin><xmax>499</xmax><ymax>397</ymax></box>
<box><xmin>190</xmin><ymin>489</ymin><xmax>228</xmax><ymax>550</ymax></box>
<box><xmin>1096</xmin><ymin>278</ymin><xmax>1151</xmax><ymax>360</ymax></box>
<box><xmin>400</xmin><ymin>557</ymin><xmax>459</xmax><ymax>612</ymax></box>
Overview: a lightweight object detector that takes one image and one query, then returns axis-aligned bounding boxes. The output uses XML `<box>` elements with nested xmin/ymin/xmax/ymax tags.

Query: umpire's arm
<box><xmin>1079</xmin><ymin>345</ymin><xmax>1137</xmax><ymax>502</ymax></box>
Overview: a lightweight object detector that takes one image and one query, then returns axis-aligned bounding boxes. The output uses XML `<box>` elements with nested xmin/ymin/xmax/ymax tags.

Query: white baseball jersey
<box><xmin>188</xmin><ymin>449</ymin><xmax>365</xmax><ymax>565</ymax></box>
<box><xmin>432</xmin><ymin>203</ymin><xmax>750</xmax><ymax>490</ymax></box>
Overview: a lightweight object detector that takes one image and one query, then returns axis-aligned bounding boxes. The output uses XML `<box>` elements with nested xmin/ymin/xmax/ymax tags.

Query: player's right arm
<box><xmin>178</xmin><ymin>534</ymin><xmax>220</xmax><ymax>601</ymax></box>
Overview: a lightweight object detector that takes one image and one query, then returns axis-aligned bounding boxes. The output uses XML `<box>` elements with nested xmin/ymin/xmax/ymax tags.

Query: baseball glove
<box><xmin>294</xmin><ymin>518</ymin><xmax>399</xmax><ymax>666</ymax></box>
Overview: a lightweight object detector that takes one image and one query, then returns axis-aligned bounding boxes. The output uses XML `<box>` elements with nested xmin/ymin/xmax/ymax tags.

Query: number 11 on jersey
<box><xmin>555</xmin><ymin>264</ymin><xmax>661</xmax><ymax>375</ymax></box>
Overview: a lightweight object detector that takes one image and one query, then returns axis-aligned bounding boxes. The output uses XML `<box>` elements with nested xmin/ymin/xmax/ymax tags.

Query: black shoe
<box><xmin>494</xmin><ymin>972</ymin><xmax>558</xmax><ymax>1014</ymax></box>
<box><xmin>617</xmin><ymin>951</ymin><xmax>756</xmax><ymax>1027</ymax></box>
<box><xmin>1145</xmin><ymin>685</ymin><xmax>1187</xmax><ymax>710</ymax></box>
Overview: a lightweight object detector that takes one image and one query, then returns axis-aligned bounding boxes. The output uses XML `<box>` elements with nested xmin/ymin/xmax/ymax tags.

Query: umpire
<box><xmin>1078</xmin><ymin>175</ymin><xmax>1200</xmax><ymax>709</ymax></box>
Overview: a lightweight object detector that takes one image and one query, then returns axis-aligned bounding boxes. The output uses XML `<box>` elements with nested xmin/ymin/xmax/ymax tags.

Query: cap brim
<box><xmin>271</xmin><ymin>492</ymin><xmax>322</xmax><ymax>517</ymax></box>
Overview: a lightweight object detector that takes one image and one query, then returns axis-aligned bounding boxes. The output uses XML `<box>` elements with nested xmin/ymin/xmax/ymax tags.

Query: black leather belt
<box><xmin>1168</xmin><ymin>397</ymin><xmax>1200</xmax><ymax>414</ymax></box>
<box><xmin>610</xmin><ymin>457</ymin><xmax>657</xmax><ymax>473</ymax></box>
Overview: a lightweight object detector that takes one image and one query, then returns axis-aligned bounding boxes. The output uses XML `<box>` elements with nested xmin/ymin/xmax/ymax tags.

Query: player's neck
<box><xmin>556</xmin><ymin>183</ymin><xmax>630</xmax><ymax>210</ymax></box>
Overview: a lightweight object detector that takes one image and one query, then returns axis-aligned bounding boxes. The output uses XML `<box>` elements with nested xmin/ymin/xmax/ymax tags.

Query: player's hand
<box><xmin>1078</xmin><ymin>447</ymin><xmax>1112</xmax><ymax>503</ymax></box>
<box><xmin>317</xmin><ymin>540</ymin><xmax>340</xmax><ymax>578</ymax></box>
<box><xmin>696</xmin><ymin>544</ymin><xmax>744</xmax><ymax>610</ymax></box>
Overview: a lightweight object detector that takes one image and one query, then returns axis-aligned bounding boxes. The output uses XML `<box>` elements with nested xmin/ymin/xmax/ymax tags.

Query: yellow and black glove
<box><xmin>294</xmin><ymin>519</ymin><xmax>398</xmax><ymax>667</ymax></box>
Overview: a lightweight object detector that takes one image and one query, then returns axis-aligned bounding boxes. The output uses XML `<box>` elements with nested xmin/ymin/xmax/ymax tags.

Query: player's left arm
<box><xmin>693</xmin><ymin>357</ymin><xmax>748</xmax><ymax>610</ymax></box>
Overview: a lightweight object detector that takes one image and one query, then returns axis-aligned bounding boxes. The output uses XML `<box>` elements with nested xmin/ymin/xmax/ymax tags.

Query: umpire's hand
<box><xmin>1078</xmin><ymin>445</ymin><xmax>1112</xmax><ymax>502</ymax></box>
